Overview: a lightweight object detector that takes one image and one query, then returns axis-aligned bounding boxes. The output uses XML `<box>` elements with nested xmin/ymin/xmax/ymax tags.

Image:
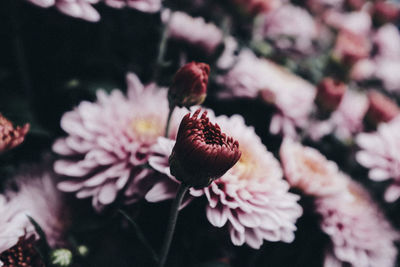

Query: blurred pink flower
<box><xmin>324</xmin><ymin>10</ymin><xmax>371</xmax><ymax>36</ymax></box>
<box><xmin>306</xmin><ymin>0</ymin><xmax>344</xmax><ymax>13</ymax></box>
<box><xmin>309</xmin><ymin>89</ymin><xmax>368</xmax><ymax>141</ymax></box>
<box><xmin>232</xmin><ymin>0</ymin><xmax>282</xmax><ymax>15</ymax></box>
<box><xmin>280</xmin><ymin>138</ymin><xmax>348</xmax><ymax>197</ymax></box>
<box><xmin>374</xmin><ymin>58</ymin><xmax>400</xmax><ymax>93</ymax></box>
<box><xmin>350</xmin><ymin>59</ymin><xmax>376</xmax><ymax>81</ymax></box>
<box><xmin>162</xmin><ymin>10</ymin><xmax>223</xmax><ymax>55</ymax></box>
<box><xmin>0</xmin><ymin>165</ymin><xmax>66</xmax><ymax>254</ymax></box>
<box><xmin>332</xmin><ymin>30</ymin><xmax>371</xmax><ymax>66</ymax></box>
<box><xmin>26</xmin><ymin>0</ymin><xmax>100</xmax><ymax>22</ymax></box>
<box><xmin>260</xmin><ymin>4</ymin><xmax>318</xmax><ymax>53</ymax></box>
<box><xmin>104</xmin><ymin>0</ymin><xmax>161</xmax><ymax>13</ymax></box>
<box><xmin>53</xmin><ymin>73</ymin><xmax>186</xmax><ymax>210</ymax></box>
<box><xmin>373</xmin><ymin>24</ymin><xmax>400</xmax><ymax>59</ymax></box>
<box><xmin>148</xmin><ymin>110</ymin><xmax>302</xmax><ymax>249</ymax></box>
<box><xmin>317</xmin><ymin>181</ymin><xmax>398</xmax><ymax>267</ymax></box>
<box><xmin>217</xmin><ymin>50</ymin><xmax>316</xmax><ymax>137</ymax></box>
<box><xmin>356</xmin><ymin>117</ymin><xmax>400</xmax><ymax>202</ymax></box>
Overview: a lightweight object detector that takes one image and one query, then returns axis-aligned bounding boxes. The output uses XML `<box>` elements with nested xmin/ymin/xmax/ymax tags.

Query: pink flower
<box><xmin>356</xmin><ymin>117</ymin><xmax>400</xmax><ymax>202</ymax></box>
<box><xmin>232</xmin><ymin>0</ymin><xmax>282</xmax><ymax>15</ymax></box>
<box><xmin>280</xmin><ymin>138</ymin><xmax>348</xmax><ymax>197</ymax></box>
<box><xmin>373</xmin><ymin>24</ymin><xmax>400</xmax><ymax>59</ymax></box>
<box><xmin>53</xmin><ymin>73</ymin><xmax>186</xmax><ymax>210</ymax></box>
<box><xmin>162</xmin><ymin>10</ymin><xmax>223</xmax><ymax>55</ymax></box>
<box><xmin>306</xmin><ymin>0</ymin><xmax>344</xmax><ymax>13</ymax></box>
<box><xmin>0</xmin><ymin>165</ymin><xmax>66</xmax><ymax>254</ymax></box>
<box><xmin>148</xmin><ymin>110</ymin><xmax>303</xmax><ymax>249</ymax></box>
<box><xmin>317</xmin><ymin>181</ymin><xmax>398</xmax><ymax>267</ymax></box>
<box><xmin>26</xmin><ymin>0</ymin><xmax>101</xmax><ymax>22</ymax></box>
<box><xmin>315</xmin><ymin>78</ymin><xmax>347</xmax><ymax>113</ymax></box>
<box><xmin>218</xmin><ymin>50</ymin><xmax>316</xmax><ymax>137</ymax></box>
<box><xmin>333</xmin><ymin>30</ymin><xmax>371</xmax><ymax>66</ymax></box>
<box><xmin>309</xmin><ymin>89</ymin><xmax>369</xmax><ymax>141</ymax></box>
<box><xmin>260</xmin><ymin>4</ymin><xmax>318</xmax><ymax>53</ymax></box>
<box><xmin>324</xmin><ymin>10</ymin><xmax>372</xmax><ymax>36</ymax></box>
<box><xmin>365</xmin><ymin>90</ymin><xmax>400</xmax><ymax>126</ymax></box>
<box><xmin>104</xmin><ymin>0</ymin><xmax>161</xmax><ymax>13</ymax></box>
<box><xmin>374</xmin><ymin>58</ymin><xmax>400</xmax><ymax>93</ymax></box>
<box><xmin>372</xmin><ymin>1</ymin><xmax>400</xmax><ymax>25</ymax></box>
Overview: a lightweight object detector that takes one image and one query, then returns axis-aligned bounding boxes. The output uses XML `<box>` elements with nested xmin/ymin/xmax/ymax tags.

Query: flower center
<box><xmin>301</xmin><ymin>156</ymin><xmax>327</xmax><ymax>176</ymax></box>
<box><xmin>130</xmin><ymin>117</ymin><xmax>163</xmax><ymax>141</ymax></box>
<box><xmin>233</xmin><ymin>151</ymin><xmax>256</xmax><ymax>180</ymax></box>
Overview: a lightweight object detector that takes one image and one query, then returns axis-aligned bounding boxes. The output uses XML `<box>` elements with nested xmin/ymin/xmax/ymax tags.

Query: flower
<box><xmin>0</xmin><ymin>164</ymin><xmax>66</xmax><ymax>254</ymax></box>
<box><xmin>0</xmin><ymin>114</ymin><xmax>29</xmax><ymax>154</ymax></box>
<box><xmin>315</xmin><ymin>78</ymin><xmax>347</xmax><ymax>113</ymax></box>
<box><xmin>162</xmin><ymin>10</ymin><xmax>223</xmax><ymax>55</ymax></box>
<box><xmin>372</xmin><ymin>1</ymin><xmax>400</xmax><ymax>25</ymax></box>
<box><xmin>217</xmin><ymin>50</ymin><xmax>316</xmax><ymax>138</ymax></box>
<box><xmin>53</xmin><ymin>73</ymin><xmax>187</xmax><ymax>210</ymax></box>
<box><xmin>0</xmin><ymin>236</ymin><xmax>45</xmax><ymax>267</ymax></box>
<box><xmin>147</xmin><ymin>110</ymin><xmax>303</xmax><ymax>249</ymax></box>
<box><xmin>260</xmin><ymin>4</ymin><xmax>317</xmax><ymax>53</ymax></box>
<box><xmin>373</xmin><ymin>24</ymin><xmax>400</xmax><ymax>59</ymax></box>
<box><xmin>26</xmin><ymin>0</ymin><xmax>100</xmax><ymax>22</ymax></box>
<box><xmin>168</xmin><ymin>62</ymin><xmax>210</xmax><ymax>108</ymax></box>
<box><xmin>232</xmin><ymin>0</ymin><xmax>282</xmax><ymax>15</ymax></box>
<box><xmin>374</xmin><ymin>58</ymin><xmax>400</xmax><ymax>93</ymax></box>
<box><xmin>356</xmin><ymin>117</ymin><xmax>400</xmax><ymax>202</ymax></box>
<box><xmin>324</xmin><ymin>10</ymin><xmax>371</xmax><ymax>36</ymax></box>
<box><xmin>103</xmin><ymin>0</ymin><xmax>161</xmax><ymax>12</ymax></box>
<box><xmin>365</xmin><ymin>90</ymin><xmax>399</xmax><ymax>126</ymax></box>
<box><xmin>332</xmin><ymin>30</ymin><xmax>370</xmax><ymax>66</ymax></box>
<box><xmin>169</xmin><ymin>109</ymin><xmax>241</xmax><ymax>188</ymax></box>
<box><xmin>316</xmin><ymin>181</ymin><xmax>398</xmax><ymax>267</ymax></box>
<box><xmin>280</xmin><ymin>138</ymin><xmax>348</xmax><ymax>197</ymax></box>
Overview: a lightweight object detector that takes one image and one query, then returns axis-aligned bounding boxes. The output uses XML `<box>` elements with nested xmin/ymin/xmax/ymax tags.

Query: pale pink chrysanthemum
<box><xmin>103</xmin><ymin>0</ymin><xmax>161</xmax><ymax>13</ymax></box>
<box><xmin>162</xmin><ymin>10</ymin><xmax>223</xmax><ymax>55</ymax></box>
<box><xmin>317</xmin><ymin>181</ymin><xmax>398</xmax><ymax>267</ymax></box>
<box><xmin>309</xmin><ymin>89</ymin><xmax>369</xmax><ymax>141</ymax></box>
<box><xmin>324</xmin><ymin>10</ymin><xmax>371</xmax><ymax>36</ymax></box>
<box><xmin>280</xmin><ymin>138</ymin><xmax>348</xmax><ymax>197</ymax></box>
<box><xmin>260</xmin><ymin>4</ymin><xmax>318</xmax><ymax>53</ymax></box>
<box><xmin>147</xmin><ymin>109</ymin><xmax>303</xmax><ymax>249</ymax></box>
<box><xmin>374</xmin><ymin>58</ymin><xmax>400</xmax><ymax>93</ymax></box>
<box><xmin>0</xmin><ymin>165</ymin><xmax>66</xmax><ymax>254</ymax></box>
<box><xmin>217</xmin><ymin>50</ymin><xmax>316</xmax><ymax>138</ymax></box>
<box><xmin>53</xmin><ymin>73</ymin><xmax>186</xmax><ymax>210</ymax></box>
<box><xmin>356</xmin><ymin>116</ymin><xmax>400</xmax><ymax>202</ymax></box>
<box><xmin>373</xmin><ymin>24</ymin><xmax>400</xmax><ymax>59</ymax></box>
<box><xmin>26</xmin><ymin>0</ymin><xmax>100</xmax><ymax>22</ymax></box>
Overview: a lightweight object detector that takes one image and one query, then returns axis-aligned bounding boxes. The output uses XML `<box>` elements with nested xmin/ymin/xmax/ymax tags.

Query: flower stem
<box><xmin>158</xmin><ymin>183</ymin><xmax>189</xmax><ymax>267</ymax></box>
<box><xmin>164</xmin><ymin>104</ymin><xmax>175</xmax><ymax>138</ymax></box>
<box><xmin>153</xmin><ymin>8</ymin><xmax>171</xmax><ymax>82</ymax></box>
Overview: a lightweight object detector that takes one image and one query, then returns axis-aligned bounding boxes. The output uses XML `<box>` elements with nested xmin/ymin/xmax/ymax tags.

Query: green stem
<box><xmin>164</xmin><ymin>104</ymin><xmax>175</xmax><ymax>138</ymax></box>
<box><xmin>158</xmin><ymin>183</ymin><xmax>189</xmax><ymax>267</ymax></box>
<box><xmin>154</xmin><ymin>8</ymin><xmax>172</xmax><ymax>81</ymax></box>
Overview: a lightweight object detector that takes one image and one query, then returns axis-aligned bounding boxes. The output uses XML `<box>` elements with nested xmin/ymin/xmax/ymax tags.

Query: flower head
<box><xmin>317</xmin><ymin>181</ymin><xmax>398</xmax><ymax>267</ymax></box>
<box><xmin>365</xmin><ymin>90</ymin><xmax>399</xmax><ymax>126</ymax></box>
<box><xmin>53</xmin><ymin>73</ymin><xmax>187</xmax><ymax>210</ymax></box>
<box><xmin>232</xmin><ymin>0</ymin><xmax>282</xmax><ymax>15</ymax></box>
<box><xmin>169</xmin><ymin>109</ymin><xmax>241</xmax><ymax>188</ymax></box>
<box><xmin>280</xmin><ymin>138</ymin><xmax>348</xmax><ymax>197</ymax></box>
<box><xmin>168</xmin><ymin>62</ymin><xmax>210</xmax><ymax>108</ymax></box>
<box><xmin>356</xmin><ymin>117</ymin><xmax>400</xmax><ymax>202</ymax></box>
<box><xmin>147</xmin><ymin>110</ymin><xmax>302</xmax><ymax>249</ymax></box>
<box><xmin>315</xmin><ymin>78</ymin><xmax>347</xmax><ymax>113</ymax></box>
<box><xmin>333</xmin><ymin>30</ymin><xmax>370</xmax><ymax>66</ymax></box>
<box><xmin>0</xmin><ymin>114</ymin><xmax>29</xmax><ymax>154</ymax></box>
<box><xmin>372</xmin><ymin>1</ymin><xmax>400</xmax><ymax>25</ymax></box>
<box><xmin>0</xmin><ymin>236</ymin><xmax>44</xmax><ymax>267</ymax></box>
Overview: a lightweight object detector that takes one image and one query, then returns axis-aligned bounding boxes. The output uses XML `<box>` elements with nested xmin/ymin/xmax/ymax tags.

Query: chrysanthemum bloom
<box><xmin>25</xmin><ymin>0</ymin><xmax>100</xmax><ymax>22</ymax></box>
<box><xmin>324</xmin><ymin>10</ymin><xmax>371</xmax><ymax>36</ymax></box>
<box><xmin>317</xmin><ymin>181</ymin><xmax>398</xmax><ymax>267</ymax></box>
<box><xmin>0</xmin><ymin>114</ymin><xmax>29</xmax><ymax>154</ymax></box>
<box><xmin>316</xmin><ymin>78</ymin><xmax>347</xmax><ymax>114</ymax></box>
<box><xmin>260</xmin><ymin>4</ymin><xmax>317</xmax><ymax>53</ymax></box>
<box><xmin>365</xmin><ymin>91</ymin><xmax>399</xmax><ymax>126</ymax></box>
<box><xmin>0</xmin><ymin>236</ymin><xmax>44</xmax><ymax>267</ymax></box>
<box><xmin>280</xmin><ymin>138</ymin><xmax>348</xmax><ymax>197</ymax></box>
<box><xmin>373</xmin><ymin>24</ymin><xmax>400</xmax><ymax>59</ymax></box>
<box><xmin>309</xmin><ymin>89</ymin><xmax>368</xmax><ymax>141</ymax></box>
<box><xmin>217</xmin><ymin>50</ymin><xmax>316</xmax><ymax>138</ymax></box>
<box><xmin>53</xmin><ymin>73</ymin><xmax>187</xmax><ymax>209</ymax></box>
<box><xmin>356</xmin><ymin>117</ymin><xmax>400</xmax><ymax>202</ymax></box>
<box><xmin>0</xmin><ymin>165</ymin><xmax>66</xmax><ymax>254</ymax></box>
<box><xmin>103</xmin><ymin>0</ymin><xmax>161</xmax><ymax>13</ymax></box>
<box><xmin>332</xmin><ymin>30</ymin><xmax>370</xmax><ymax>66</ymax></box>
<box><xmin>169</xmin><ymin>109</ymin><xmax>241</xmax><ymax>188</ymax></box>
<box><xmin>168</xmin><ymin>62</ymin><xmax>210</xmax><ymax>108</ymax></box>
<box><xmin>372</xmin><ymin>1</ymin><xmax>400</xmax><ymax>25</ymax></box>
<box><xmin>162</xmin><ymin>10</ymin><xmax>223</xmax><ymax>55</ymax></box>
<box><xmin>148</xmin><ymin>110</ymin><xmax>303</xmax><ymax>249</ymax></box>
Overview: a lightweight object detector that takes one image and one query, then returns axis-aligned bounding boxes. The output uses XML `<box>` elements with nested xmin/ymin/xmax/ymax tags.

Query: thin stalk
<box><xmin>164</xmin><ymin>104</ymin><xmax>175</xmax><ymax>138</ymax></box>
<box><xmin>153</xmin><ymin>8</ymin><xmax>172</xmax><ymax>81</ymax></box>
<box><xmin>158</xmin><ymin>183</ymin><xmax>189</xmax><ymax>267</ymax></box>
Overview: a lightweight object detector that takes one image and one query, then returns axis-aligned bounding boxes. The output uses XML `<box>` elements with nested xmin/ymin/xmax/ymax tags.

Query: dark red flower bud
<box><xmin>0</xmin><ymin>236</ymin><xmax>45</xmax><ymax>267</ymax></box>
<box><xmin>168</xmin><ymin>62</ymin><xmax>210</xmax><ymax>108</ymax></box>
<box><xmin>316</xmin><ymin>78</ymin><xmax>347</xmax><ymax>113</ymax></box>
<box><xmin>373</xmin><ymin>1</ymin><xmax>400</xmax><ymax>25</ymax></box>
<box><xmin>333</xmin><ymin>30</ymin><xmax>370</xmax><ymax>66</ymax></box>
<box><xmin>0</xmin><ymin>114</ymin><xmax>30</xmax><ymax>153</ymax></box>
<box><xmin>365</xmin><ymin>91</ymin><xmax>399</xmax><ymax>126</ymax></box>
<box><xmin>169</xmin><ymin>109</ymin><xmax>241</xmax><ymax>188</ymax></box>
